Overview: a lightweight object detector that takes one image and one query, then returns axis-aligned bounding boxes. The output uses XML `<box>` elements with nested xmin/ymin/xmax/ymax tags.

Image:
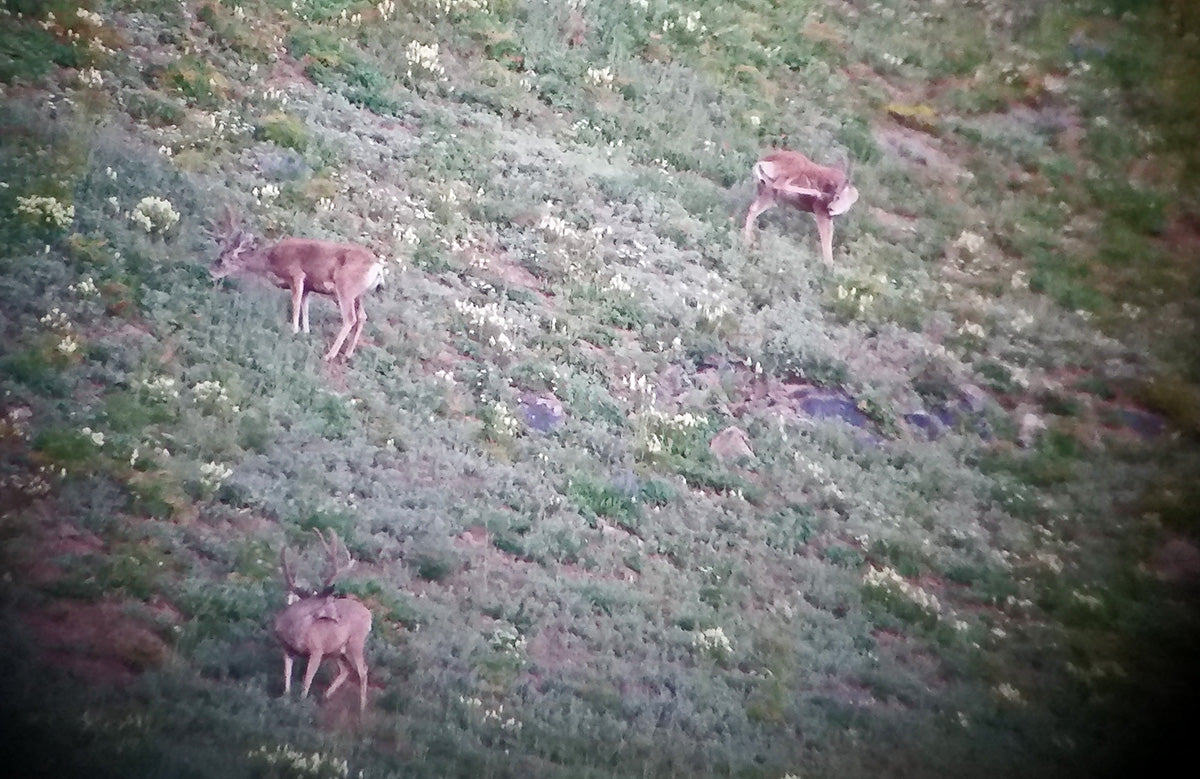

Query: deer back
<box><xmin>274</xmin><ymin>595</ymin><xmax>372</xmax><ymax>657</ymax></box>
<box><xmin>755</xmin><ymin>151</ymin><xmax>857</xmax><ymax>215</ymax></box>
<box><xmin>265</xmin><ymin>239</ymin><xmax>384</xmax><ymax>297</ymax></box>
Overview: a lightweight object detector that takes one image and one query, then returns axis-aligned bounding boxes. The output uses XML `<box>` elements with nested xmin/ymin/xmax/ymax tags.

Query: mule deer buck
<box><xmin>274</xmin><ymin>529</ymin><xmax>372</xmax><ymax>712</ymax></box>
<box><xmin>209</xmin><ymin>210</ymin><xmax>385</xmax><ymax>361</ymax></box>
<box><xmin>742</xmin><ymin>150</ymin><xmax>859</xmax><ymax>264</ymax></box>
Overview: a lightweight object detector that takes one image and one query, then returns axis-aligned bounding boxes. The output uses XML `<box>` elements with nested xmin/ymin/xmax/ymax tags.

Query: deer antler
<box><xmin>314</xmin><ymin>528</ymin><xmax>355</xmax><ymax>590</ymax></box>
<box><xmin>205</xmin><ymin>205</ymin><xmax>241</xmax><ymax>242</ymax></box>
<box><xmin>279</xmin><ymin>545</ymin><xmax>299</xmax><ymax>594</ymax></box>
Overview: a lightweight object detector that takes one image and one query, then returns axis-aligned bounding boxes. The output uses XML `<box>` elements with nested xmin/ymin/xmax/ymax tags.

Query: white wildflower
<box><xmin>692</xmin><ymin>626</ymin><xmax>733</xmax><ymax>657</ymax></box>
<box><xmin>130</xmin><ymin>196</ymin><xmax>180</xmax><ymax>234</ymax></box>
<box><xmin>15</xmin><ymin>195</ymin><xmax>74</xmax><ymax>230</ymax></box>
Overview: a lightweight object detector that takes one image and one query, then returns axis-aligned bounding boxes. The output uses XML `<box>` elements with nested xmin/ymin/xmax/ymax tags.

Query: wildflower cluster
<box><xmin>689</xmin><ymin>287</ymin><xmax>731</xmax><ymax>328</ymax></box>
<box><xmin>427</xmin><ymin>0</ymin><xmax>490</xmax><ymax>15</ymax></box>
<box><xmin>75</xmin><ymin>8</ymin><xmax>104</xmax><ymax>27</ymax></box>
<box><xmin>0</xmin><ymin>467</ymin><xmax>54</xmax><ymax>499</ymax></box>
<box><xmin>586</xmin><ymin>66</ymin><xmax>614</xmax><ymax>89</ymax></box>
<box><xmin>0</xmin><ymin>407</ymin><xmax>32</xmax><ymax>441</ymax></box>
<box><xmin>199</xmin><ymin>461</ymin><xmax>233</xmax><ymax>492</ymax></box>
<box><xmin>863</xmin><ymin>565</ymin><xmax>943</xmax><ymax>620</ymax></box>
<box><xmin>636</xmin><ymin>408</ymin><xmax>703</xmax><ymax>457</ymax></box>
<box><xmin>488</xmin><ymin>623</ymin><xmax>527</xmax><ymax>654</ymax></box>
<box><xmin>952</xmin><ymin>230</ymin><xmax>986</xmax><ymax>258</ymax></box>
<box><xmin>454</xmin><ymin>299</ymin><xmax>518</xmax><ymax>352</ymax></box>
<box><xmin>252</xmin><ymin>183</ymin><xmax>280</xmax><ymax>204</ymax></box>
<box><xmin>80</xmin><ymin>427</ymin><xmax>105</xmax><ymax>448</ymax></box>
<box><xmin>40</xmin><ymin>307</ymin><xmax>81</xmax><ymax>356</ymax></box>
<box><xmin>56</xmin><ymin>335</ymin><xmax>81</xmax><ymax>356</ymax></box>
<box><xmin>955</xmin><ymin>320</ymin><xmax>986</xmax><ymax>342</ymax></box>
<box><xmin>994</xmin><ymin>682</ymin><xmax>1025</xmax><ymax>705</ymax></box>
<box><xmin>15</xmin><ymin>195</ymin><xmax>74</xmax><ymax>230</ymax></box>
<box><xmin>606</xmin><ymin>273</ymin><xmax>633</xmax><ymax>296</ymax></box>
<box><xmin>629</xmin><ymin>2</ymin><xmax>708</xmax><ymax>40</ymax></box>
<box><xmin>459</xmin><ymin>696</ymin><xmax>522</xmax><ymax>733</ymax></box>
<box><xmin>247</xmin><ymin>744</ymin><xmax>348</xmax><ymax>779</ymax></box>
<box><xmin>830</xmin><ymin>269</ymin><xmax>893</xmax><ymax>320</ymax></box>
<box><xmin>40</xmin><ymin>308</ymin><xmax>71</xmax><ymax>332</ymax></box>
<box><xmin>692</xmin><ymin>626</ymin><xmax>733</xmax><ymax>658</ymax></box>
<box><xmin>659</xmin><ymin>8</ymin><xmax>706</xmax><ymax>36</ymax></box>
<box><xmin>568</xmin><ymin>117</ymin><xmax>623</xmax><ymax>151</ymax></box>
<box><xmin>404</xmin><ymin>41</ymin><xmax>446</xmax><ymax>82</ymax></box>
<box><xmin>78</xmin><ymin>67</ymin><xmax>103</xmax><ymax>89</ymax></box>
<box><xmin>192</xmin><ymin>379</ymin><xmax>239</xmax><ymax>414</ymax></box>
<box><xmin>171</xmin><ymin>109</ymin><xmax>254</xmax><ymax>154</ymax></box>
<box><xmin>481</xmin><ymin>703</ymin><xmax>522</xmax><ymax>732</ymax></box>
<box><xmin>139</xmin><ymin>375</ymin><xmax>179</xmax><ymax>403</ymax></box>
<box><xmin>129</xmin><ymin>196</ymin><xmax>180</xmax><ymax>234</ymax></box>
<box><xmin>68</xmin><ymin>276</ymin><xmax>99</xmax><ymax>297</ymax></box>
<box><xmin>537</xmin><ymin>210</ymin><xmax>575</xmax><ymax>241</ymax></box>
<box><xmin>620</xmin><ymin>371</ymin><xmax>657</xmax><ymax>409</ymax></box>
<box><xmin>484</xmin><ymin>401</ymin><xmax>521</xmax><ymax>440</ymax></box>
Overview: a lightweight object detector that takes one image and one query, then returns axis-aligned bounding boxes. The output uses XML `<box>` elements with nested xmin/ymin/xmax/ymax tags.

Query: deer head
<box><xmin>207</xmin><ymin>207</ymin><xmax>263</xmax><ymax>282</ymax></box>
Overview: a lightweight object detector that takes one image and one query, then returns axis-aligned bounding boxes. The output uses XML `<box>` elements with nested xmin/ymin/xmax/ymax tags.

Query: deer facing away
<box><xmin>742</xmin><ymin>150</ymin><xmax>859</xmax><ymax>264</ymax></box>
<box><xmin>274</xmin><ymin>529</ymin><xmax>372</xmax><ymax>712</ymax></box>
<box><xmin>209</xmin><ymin>212</ymin><xmax>385</xmax><ymax>361</ymax></box>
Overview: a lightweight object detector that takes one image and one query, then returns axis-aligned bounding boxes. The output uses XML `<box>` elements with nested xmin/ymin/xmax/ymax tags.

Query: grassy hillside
<box><xmin>1</xmin><ymin>0</ymin><xmax>1198</xmax><ymax>776</ymax></box>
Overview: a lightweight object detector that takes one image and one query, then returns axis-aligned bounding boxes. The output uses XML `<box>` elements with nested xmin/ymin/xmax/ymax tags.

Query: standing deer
<box><xmin>209</xmin><ymin>211</ymin><xmax>385</xmax><ymax>361</ymax></box>
<box><xmin>274</xmin><ymin>529</ymin><xmax>373</xmax><ymax>712</ymax></box>
<box><xmin>742</xmin><ymin>150</ymin><xmax>859</xmax><ymax>264</ymax></box>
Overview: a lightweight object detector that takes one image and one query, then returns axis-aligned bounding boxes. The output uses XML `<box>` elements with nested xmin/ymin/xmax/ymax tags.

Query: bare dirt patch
<box><xmin>20</xmin><ymin>599</ymin><xmax>173</xmax><ymax>686</ymax></box>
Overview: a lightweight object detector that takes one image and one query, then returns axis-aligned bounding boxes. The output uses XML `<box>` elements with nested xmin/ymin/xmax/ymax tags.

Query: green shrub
<box><xmin>160</xmin><ymin>56</ymin><xmax>229</xmax><ymax>108</ymax></box>
<box><xmin>0</xmin><ymin>16</ymin><xmax>80</xmax><ymax>83</ymax></box>
<box><xmin>123</xmin><ymin>90</ymin><xmax>187</xmax><ymax>127</ymax></box>
<box><xmin>255</xmin><ymin>113</ymin><xmax>309</xmax><ymax>152</ymax></box>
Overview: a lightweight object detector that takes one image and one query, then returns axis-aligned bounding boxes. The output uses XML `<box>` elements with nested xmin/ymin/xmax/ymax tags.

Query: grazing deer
<box><xmin>274</xmin><ymin>529</ymin><xmax>372</xmax><ymax>712</ymax></box>
<box><xmin>209</xmin><ymin>210</ymin><xmax>385</xmax><ymax>361</ymax></box>
<box><xmin>742</xmin><ymin>150</ymin><xmax>859</xmax><ymax>264</ymax></box>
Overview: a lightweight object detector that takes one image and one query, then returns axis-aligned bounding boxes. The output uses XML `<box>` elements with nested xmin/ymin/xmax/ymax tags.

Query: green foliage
<box><xmin>1</xmin><ymin>349</ymin><xmax>68</xmax><ymax>395</ymax></box>
<box><xmin>0</xmin><ymin>14</ymin><xmax>80</xmax><ymax>83</ymax></box>
<box><xmin>32</xmin><ymin>425</ymin><xmax>103</xmax><ymax>469</ymax></box>
<box><xmin>414</xmin><ymin>551</ymin><xmax>457</xmax><ymax>582</ymax></box>
<box><xmin>255</xmin><ymin>112</ymin><xmax>309</xmax><ymax>152</ymax></box>
<box><xmin>287</xmin><ymin>27</ymin><xmax>407</xmax><ymax>115</ymax></box>
<box><xmin>567</xmin><ymin>476</ymin><xmax>642</xmax><ymax>531</ymax></box>
<box><xmin>160</xmin><ymin>56</ymin><xmax>229</xmax><ymax>108</ymax></box>
<box><xmin>122</xmin><ymin>89</ymin><xmax>187</xmax><ymax>126</ymax></box>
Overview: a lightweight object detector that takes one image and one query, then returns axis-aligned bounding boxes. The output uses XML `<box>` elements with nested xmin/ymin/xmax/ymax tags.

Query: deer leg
<box><xmin>743</xmin><ymin>196</ymin><xmax>776</xmax><ymax>244</ymax></box>
<box><xmin>348</xmin><ymin>642</ymin><xmax>368</xmax><ymax>712</ymax></box>
<box><xmin>300</xmin><ymin>291</ymin><xmax>312</xmax><ymax>334</ymax></box>
<box><xmin>282</xmin><ymin>652</ymin><xmax>294</xmax><ymax>696</ymax></box>
<box><xmin>324</xmin><ymin>656</ymin><xmax>351</xmax><ymax>699</ymax></box>
<box><xmin>357</xmin><ymin>657</ymin><xmax>368</xmax><ymax>712</ymax></box>
<box><xmin>300</xmin><ymin>652</ymin><xmax>323</xmax><ymax>698</ymax></box>
<box><xmin>340</xmin><ymin>638</ymin><xmax>367</xmax><ymax>710</ymax></box>
<box><xmin>814</xmin><ymin>210</ymin><xmax>835</xmax><ymax>265</ymax></box>
<box><xmin>323</xmin><ymin>294</ymin><xmax>358</xmax><ymax>361</ymax></box>
<box><xmin>343</xmin><ymin>298</ymin><xmax>367</xmax><ymax>359</ymax></box>
<box><xmin>290</xmin><ymin>282</ymin><xmax>305</xmax><ymax>334</ymax></box>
